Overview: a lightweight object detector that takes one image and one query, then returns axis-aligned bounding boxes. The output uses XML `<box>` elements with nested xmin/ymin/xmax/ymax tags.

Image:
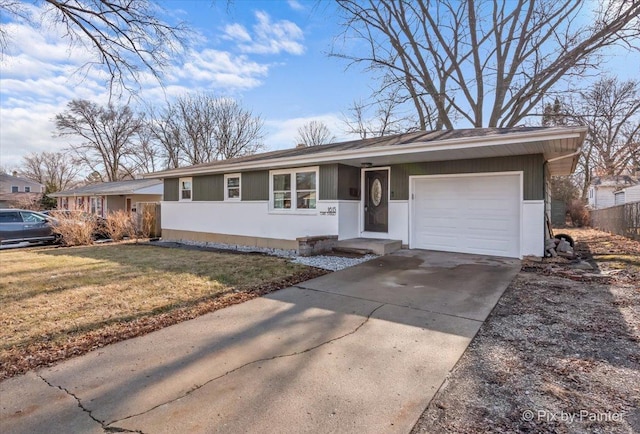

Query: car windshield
<box><xmin>20</xmin><ymin>212</ymin><xmax>46</xmax><ymax>223</ymax></box>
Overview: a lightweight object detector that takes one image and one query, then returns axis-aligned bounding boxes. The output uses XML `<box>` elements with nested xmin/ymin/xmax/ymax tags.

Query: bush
<box><xmin>138</xmin><ymin>205</ymin><xmax>157</xmax><ymax>238</ymax></box>
<box><xmin>568</xmin><ymin>199</ymin><xmax>590</xmax><ymax>227</ymax></box>
<box><xmin>50</xmin><ymin>212</ymin><xmax>96</xmax><ymax>246</ymax></box>
<box><xmin>103</xmin><ymin>210</ymin><xmax>136</xmax><ymax>241</ymax></box>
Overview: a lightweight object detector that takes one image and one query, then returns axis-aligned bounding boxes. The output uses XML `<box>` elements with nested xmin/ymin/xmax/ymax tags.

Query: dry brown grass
<box><xmin>560</xmin><ymin>228</ymin><xmax>640</xmax><ymax>275</ymax></box>
<box><xmin>0</xmin><ymin>244</ymin><xmax>317</xmax><ymax>377</ymax></box>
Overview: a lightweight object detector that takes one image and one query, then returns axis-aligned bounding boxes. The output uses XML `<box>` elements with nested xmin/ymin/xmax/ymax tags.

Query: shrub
<box><xmin>138</xmin><ymin>205</ymin><xmax>157</xmax><ymax>238</ymax></box>
<box><xmin>568</xmin><ymin>199</ymin><xmax>590</xmax><ymax>227</ymax></box>
<box><xmin>104</xmin><ymin>210</ymin><xmax>136</xmax><ymax>241</ymax></box>
<box><xmin>50</xmin><ymin>212</ymin><xmax>96</xmax><ymax>246</ymax></box>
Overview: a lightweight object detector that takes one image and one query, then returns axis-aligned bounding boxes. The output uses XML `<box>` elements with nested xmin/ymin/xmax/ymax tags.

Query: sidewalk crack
<box><xmin>36</xmin><ymin>374</ymin><xmax>144</xmax><ymax>433</ymax></box>
<box><xmin>109</xmin><ymin>303</ymin><xmax>385</xmax><ymax>425</ymax></box>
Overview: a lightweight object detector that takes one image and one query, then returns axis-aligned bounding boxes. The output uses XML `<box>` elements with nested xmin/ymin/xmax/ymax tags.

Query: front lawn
<box><xmin>0</xmin><ymin>243</ymin><xmax>325</xmax><ymax>379</ymax></box>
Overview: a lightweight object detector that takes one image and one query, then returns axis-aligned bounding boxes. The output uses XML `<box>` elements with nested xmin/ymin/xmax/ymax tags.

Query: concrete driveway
<box><xmin>1</xmin><ymin>250</ymin><xmax>520</xmax><ymax>434</ymax></box>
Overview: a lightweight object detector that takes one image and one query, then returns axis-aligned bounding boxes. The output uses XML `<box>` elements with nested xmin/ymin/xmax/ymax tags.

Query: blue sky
<box><xmin>1</xmin><ymin>0</ymin><xmax>638</xmax><ymax>172</ymax></box>
<box><xmin>0</xmin><ymin>0</ymin><xmax>372</xmax><ymax>170</ymax></box>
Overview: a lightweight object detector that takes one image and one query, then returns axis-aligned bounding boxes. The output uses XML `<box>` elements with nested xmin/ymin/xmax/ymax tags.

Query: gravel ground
<box><xmin>156</xmin><ymin>239</ymin><xmax>377</xmax><ymax>271</ymax></box>
<box><xmin>412</xmin><ymin>228</ymin><xmax>639</xmax><ymax>434</ymax></box>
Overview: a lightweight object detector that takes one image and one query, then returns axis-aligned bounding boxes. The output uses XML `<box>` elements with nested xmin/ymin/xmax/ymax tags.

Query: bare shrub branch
<box><xmin>103</xmin><ymin>210</ymin><xmax>135</xmax><ymax>241</ymax></box>
<box><xmin>50</xmin><ymin>212</ymin><xmax>96</xmax><ymax>246</ymax></box>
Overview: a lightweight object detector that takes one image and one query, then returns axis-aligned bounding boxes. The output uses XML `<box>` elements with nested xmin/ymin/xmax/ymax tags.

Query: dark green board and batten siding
<box><xmin>241</xmin><ymin>171</ymin><xmax>269</xmax><ymax>201</ymax></box>
<box><xmin>319</xmin><ymin>164</ymin><xmax>361</xmax><ymax>201</ymax></box>
<box><xmin>193</xmin><ymin>175</ymin><xmax>224</xmax><ymax>201</ymax></box>
<box><xmin>163</xmin><ymin>171</ymin><xmax>269</xmax><ymax>202</ymax></box>
<box><xmin>390</xmin><ymin>154</ymin><xmax>545</xmax><ymax>201</ymax></box>
<box><xmin>164</xmin><ymin>155</ymin><xmax>543</xmax><ymax>203</ymax></box>
<box><xmin>164</xmin><ymin>178</ymin><xmax>179</xmax><ymax>201</ymax></box>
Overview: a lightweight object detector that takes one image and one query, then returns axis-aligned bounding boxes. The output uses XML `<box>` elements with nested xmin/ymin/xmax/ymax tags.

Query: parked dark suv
<box><xmin>0</xmin><ymin>209</ymin><xmax>58</xmax><ymax>246</ymax></box>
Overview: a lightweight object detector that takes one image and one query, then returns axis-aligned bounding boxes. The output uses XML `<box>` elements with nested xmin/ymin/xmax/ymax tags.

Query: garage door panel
<box><xmin>421</xmin><ymin>234</ymin><xmax>460</xmax><ymax>250</ymax></box>
<box><xmin>466</xmin><ymin>237</ymin><xmax>511</xmax><ymax>251</ymax></box>
<box><xmin>411</xmin><ymin>174</ymin><xmax>520</xmax><ymax>258</ymax></box>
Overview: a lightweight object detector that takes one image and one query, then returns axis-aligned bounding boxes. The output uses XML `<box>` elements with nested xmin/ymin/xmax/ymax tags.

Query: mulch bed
<box><xmin>1</xmin><ymin>267</ymin><xmax>327</xmax><ymax>380</ymax></box>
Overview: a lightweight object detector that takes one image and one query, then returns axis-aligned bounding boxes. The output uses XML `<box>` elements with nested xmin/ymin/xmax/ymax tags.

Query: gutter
<box><xmin>546</xmin><ymin>147</ymin><xmax>583</xmax><ymax>163</ymax></box>
<box><xmin>547</xmin><ymin>147</ymin><xmax>583</xmax><ymax>174</ymax></box>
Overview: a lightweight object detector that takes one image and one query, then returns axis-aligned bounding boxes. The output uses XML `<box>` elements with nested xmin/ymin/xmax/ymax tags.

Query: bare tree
<box><xmin>541</xmin><ymin>78</ymin><xmax>640</xmax><ymax>198</ymax></box>
<box><xmin>578</xmin><ymin>78</ymin><xmax>640</xmax><ymax>178</ymax></box>
<box><xmin>210</xmin><ymin>98</ymin><xmax>264</xmax><ymax>160</ymax></box>
<box><xmin>19</xmin><ymin>151</ymin><xmax>79</xmax><ymax>193</ymax></box>
<box><xmin>55</xmin><ymin>99</ymin><xmax>144</xmax><ymax>182</ymax></box>
<box><xmin>334</xmin><ymin>0</ymin><xmax>640</xmax><ymax>129</ymax></box>
<box><xmin>147</xmin><ymin>105</ymin><xmax>182</xmax><ymax>169</ymax></box>
<box><xmin>295</xmin><ymin>121</ymin><xmax>336</xmax><ymax>146</ymax></box>
<box><xmin>131</xmin><ymin>123</ymin><xmax>162</xmax><ymax>174</ymax></box>
<box><xmin>0</xmin><ymin>0</ymin><xmax>188</xmax><ymax>92</ymax></box>
<box><xmin>343</xmin><ymin>87</ymin><xmax>420</xmax><ymax>139</ymax></box>
<box><xmin>150</xmin><ymin>93</ymin><xmax>264</xmax><ymax>166</ymax></box>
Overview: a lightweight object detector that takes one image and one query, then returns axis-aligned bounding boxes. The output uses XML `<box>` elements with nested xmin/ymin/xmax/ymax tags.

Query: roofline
<box><xmin>49</xmin><ymin>180</ymin><xmax>162</xmax><ymax>197</ymax></box>
<box><xmin>143</xmin><ymin>127</ymin><xmax>588</xmax><ymax>179</ymax></box>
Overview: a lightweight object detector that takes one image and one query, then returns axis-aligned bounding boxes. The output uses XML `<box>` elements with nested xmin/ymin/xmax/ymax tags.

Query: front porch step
<box><xmin>335</xmin><ymin>238</ymin><xmax>402</xmax><ymax>256</ymax></box>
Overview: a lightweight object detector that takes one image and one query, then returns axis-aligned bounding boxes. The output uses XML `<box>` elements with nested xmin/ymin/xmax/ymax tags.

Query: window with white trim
<box><xmin>225</xmin><ymin>174</ymin><xmax>241</xmax><ymax>201</ymax></box>
<box><xmin>179</xmin><ymin>177</ymin><xmax>192</xmax><ymax>201</ymax></box>
<box><xmin>24</xmin><ymin>186</ymin><xmax>31</xmax><ymax>193</ymax></box>
<box><xmin>270</xmin><ymin>168</ymin><xmax>317</xmax><ymax>211</ymax></box>
<box><xmin>11</xmin><ymin>186</ymin><xmax>18</xmax><ymax>193</ymax></box>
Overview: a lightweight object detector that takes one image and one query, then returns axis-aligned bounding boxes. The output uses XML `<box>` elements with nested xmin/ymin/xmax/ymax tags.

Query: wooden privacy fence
<box><xmin>590</xmin><ymin>202</ymin><xmax>640</xmax><ymax>241</ymax></box>
<box><xmin>135</xmin><ymin>202</ymin><xmax>161</xmax><ymax>238</ymax></box>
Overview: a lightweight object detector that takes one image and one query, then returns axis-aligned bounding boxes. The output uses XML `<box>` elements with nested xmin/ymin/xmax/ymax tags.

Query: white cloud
<box><xmin>225</xmin><ymin>11</ymin><xmax>305</xmax><ymax>55</ymax></box>
<box><xmin>0</xmin><ymin>7</ymin><xmax>285</xmax><ymax>169</ymax></box>
<box><xmin>223</xmin><ymin>23</ymin><xmax>252</xmax><ymax>42</ymax></box>
<box><xmin>0</xmin><ymin>102</ymin><xmax>74</xmax><ymax>170</ymax></box>
<box><xmin>173</xmin><ymin>49</ymin><xmax>269</xmax><ymax>90</ymax></box>
<box><xmin>287</xmin><ymin>0</ymin><xmax>305</xmax><ymax>11</ymax></box>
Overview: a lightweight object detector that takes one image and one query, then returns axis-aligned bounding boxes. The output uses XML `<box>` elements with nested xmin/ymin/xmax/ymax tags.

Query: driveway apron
<box><xmin>0</xmin><ymin>250</ymin><xmax>520</xmax><ymax>434</ymax></box>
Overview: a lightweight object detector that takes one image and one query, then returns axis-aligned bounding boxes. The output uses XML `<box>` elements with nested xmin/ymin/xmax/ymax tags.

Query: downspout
<box><xmin>543</xmin><ymin>161</ymin><xmax>552</xmax><ymax>241</ymax></box>
<box><xmin>544</xmin><ymin>147</ymin><xmax>583</xmax><ymax>242</ymax></box>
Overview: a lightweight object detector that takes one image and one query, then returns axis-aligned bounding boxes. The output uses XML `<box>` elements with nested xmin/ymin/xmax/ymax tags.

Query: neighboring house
<box><xmin>49</xmin><ymin>179</ymin><xmax>163</xmax><ymax>217</ymax></box>
<box><xmin>144</xmin><ymin>127</ymin><xmax>587</xmax><ymax>259</ymax></box>
<box><xmin>614</xmin><ymin>184</ymin><xmax>640</xmax><ymax>206</ymax></box>
<box><xmin>0</xmin><ymin>172</ymin><xmax>44</xmax><ymax>208</ymax></box>
<box><xmin>588</xmin><ymin>175</ymin><xmax>639</xmax><ymax>209</ymax></box>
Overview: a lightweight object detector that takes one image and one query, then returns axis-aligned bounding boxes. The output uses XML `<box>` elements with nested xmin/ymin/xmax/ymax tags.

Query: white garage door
<box><xmin>411</xmin><ymin>173</ymin><xmax>521</xmax><ymax>258</ymax></box>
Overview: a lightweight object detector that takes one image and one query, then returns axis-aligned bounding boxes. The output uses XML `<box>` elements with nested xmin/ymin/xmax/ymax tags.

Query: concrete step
<box><xmin>335</xmin><ymin>238</ymin><xmax>402</xmax><ymax>256</ymax></box>
<box><xmin>332</xmin><ymin>246</ymin><xmax>374</xmax><ymax>256</ymax></box>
